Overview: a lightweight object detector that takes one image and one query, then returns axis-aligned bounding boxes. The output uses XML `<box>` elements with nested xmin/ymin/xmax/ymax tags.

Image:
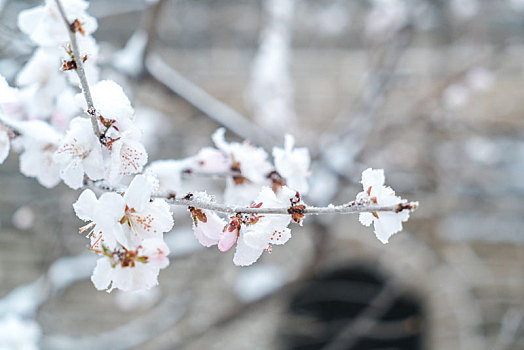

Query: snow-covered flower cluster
<box><xmin>15</xmin><ymin>0</ymin><xmax>99</xmax><ymax>124</ymax></box>
<box><xmin>0</xmin><ymin>0</ymin><xmax>148</xmax><ymax>189</ymax></box>
<box><xmin>0</xmin><ymin>0</ymin><xmax>418</xmax><ymax>293</ymax></box>
<box><xmin>356</xmin><ymin>168</ymin><xmax>414</xmax><ymax>243</ymax></box>
<box><xmin>74</xmin><ymin>175</ymin><xmax>173</xmax><ymax>291</ymax></box>
<box><xmin>147</xmin><ymin>128</ymin><xmax>310</xmax><ymax>203</ymax></box>
<box><xmin>189</xmin><ymin>186</ymin><xmax>305</xmax><ymax>266</ymax></box>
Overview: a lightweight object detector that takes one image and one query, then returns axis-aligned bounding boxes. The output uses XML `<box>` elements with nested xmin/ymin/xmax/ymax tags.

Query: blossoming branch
<box><xmin>0</xmin><ymin>0</ymin><xmax>418</xmax><ymax>293</ymax></box>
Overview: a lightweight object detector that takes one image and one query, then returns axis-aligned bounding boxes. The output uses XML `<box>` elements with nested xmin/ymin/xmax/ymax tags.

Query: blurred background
<box><xmin>0</xmin><ymin>0</ymin><xmax>523</xmax><ymax>349</ymax></box>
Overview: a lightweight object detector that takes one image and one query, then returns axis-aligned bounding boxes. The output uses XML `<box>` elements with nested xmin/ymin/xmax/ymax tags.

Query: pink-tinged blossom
<box><xmin>212</xmin><ymin>128</ymin><xmax>272</xmax><ymax>184</ymax></box>
<box><xmin>233</xmin><ymin>186</ymin><xmax>298</xmax><ymax>266</ymax></box>
<box><xmin>18</xmin><ymin>120</ymin><xmax>61</xmax><ymax>188</ymax></box>
<box><xmin>190</xmin><ymin>208</ymin><xmax>237</xmax><ymax>252</ymax></box>
<box><xmin>273</xmin><ymin>134</ymin><xmax>310</xmax><ymax>194</ymax></box>
<box><xmin>91</xmin><ymin>238</ymin><xmax>170</xmax><ymax>292</ymax></box>
<box><xmin>17</xmin><ymin>0</ymin><xmax>97</xmax><ymax>47</ymax></box>
<box><xmin>356</xmin><ymin>168</ymin><xmax>411</xmax><ymax>243</ymax></box>
<box><xmin>53</xmin><ymin>117</ymin><xmax>104</xmax><ymax>189</ymax></box>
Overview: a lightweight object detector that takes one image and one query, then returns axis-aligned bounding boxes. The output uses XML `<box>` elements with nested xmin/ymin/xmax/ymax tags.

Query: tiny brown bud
<box><xmin>189</xmin><ymin>207</ymin><xmax>207</xmax><ymax>226</ymax></box>
<box><xmin>288</xmin><ymin>204</ymin><xmax>306</xmax><ymax>224</ymax></box>
<box><xmin>267</xmin><ymin>170</ymin><xmax>286</xmax><ymax>193</ymax></box>
<box><xmin>70</xmin><ymin>19</ymin><xmax>85</xmax><ymax>35</ymax></box>
<box><xmin>61</xmin><ymin>59</ymin><xmax>77</xmax><ymax>71</ymax></box>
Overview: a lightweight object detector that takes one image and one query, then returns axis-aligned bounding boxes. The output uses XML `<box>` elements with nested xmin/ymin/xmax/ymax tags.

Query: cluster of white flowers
<box><xmin>0</xmin><ymin>0</ymin><xmax>418</xmax><ymax>293</ymax></box>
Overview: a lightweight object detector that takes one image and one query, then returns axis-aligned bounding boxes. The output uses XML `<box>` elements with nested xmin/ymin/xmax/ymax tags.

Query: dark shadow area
<box><xmin>280</xmin><ymin>266</ymin><xmax>425</xmax><ymax>350</ymax></box>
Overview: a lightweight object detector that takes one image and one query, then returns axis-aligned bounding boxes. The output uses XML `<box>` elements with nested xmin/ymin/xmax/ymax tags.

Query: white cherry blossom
<box><xmin>17</xmin><ymin>48</ymin><xmax>68</xmax><ymax>120</ymax></box>
<box><xmin>121</xmin><ymin>174</ymin><xmax>174</xmax><ymax>247</ymax></box>
<box><xmin>78</xmin><ymin>80</ymin><xmax>135</xmax><ymax>131</ymax></box>
<box><xmin>273</xmin><ymin>134</ymin><xmax>310</xmax><ymax>194</ymax></box>
<box><xmin>107</xmin><ymin>132</ymin><xmax>148</xmax><ymax>184</ymax></box>
<box><xmin>356</xmin><ymin>168</ymin><xmax>411</xmax><ymax>243</ymax></box>
<box><xmin>233</xmin><ymin>186</ymin><xmax>298</xmax><ymax>266</ymax></box>
<box><xmin>74</xmin><ymin>175</ymin><xmax>174</xmax><ymax>250</ymax></box>
<box><xmin>74</xmin><ymin>189</ymin><xmax>128</xmax><ymax>250</ymax></box>
<box><xmin>18</xmin><ymin>120</ymin><xmax>61</xmax><ymax>188</ymax></box>
<box><xmin>73</xmin><ymin>174</ymin><xmax>174</xmax><ymax>252</ymax></box>
<box><xmin>53</xmin><ymin>117</ymin><xmax>104</xmax><ymax>189</ymax></box>
<box><xmin>91</xmin><ymin>238</ymin><xmax>170</xmax><ymax>292</ymax></box>
<box><xmin>212</xmin><ymin>128</ymin><xmax>272</xmax><ymax>184</ymax></box>
<box><xmin>18</xmin><ymin>0</ymin><xmax>97</xmax><ymax>47</ymax></box>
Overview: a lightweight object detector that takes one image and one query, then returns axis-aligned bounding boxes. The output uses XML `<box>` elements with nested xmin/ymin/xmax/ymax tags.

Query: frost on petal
<box><xmin>91</xmin><ymin>257</ymin><xmax>113</xmax><ymax>291</ymax></box>
<box><xmin>356</xmin><ymin>168</ymin><xmax>413</xmax><ymax>243</ymax></box>
<box><xmin>73</xmin><ymin>189</ymin><xmax>98</xmax><ymax>221</ymax></box>
<box><xmin>373</xmin><ymin>212</ymin><xmax>405</xmax><ymax>244</ymax></box>
<box><xmin>0</xmin><ymin>129</ymin><xmax>9</xmax><ymax>164</ymax></box>
<box><xmin>361</xmin><ymin>168</ymin><xmax>385</xmax><ymax>191</ymax></box>
<box><xmin>243</xmin><ymin>225</ymin><xmax>273</xmax><ymax>250</ymax></box>
<box><xmin>84</xmin><ymin>80</ymin><xmax>134</xmax><ymax>124</ymax></box>
<box><xmin>193</xmin><ymin>211</ymin><xmax>225</xmax><ymax>247</ymax></box>
<box><xmin>233</xmin><ymin>235</ymin><xmax>264</xmax><ymax>267</ymax></box>
<box><xmin>271</xmin><ymin>227</ymin><xmax>291</xmax><ymax>245</ymax></box>
<box><xmin>359</xmin><ymin>212</ymin><xmax>374</xmax><ymax>227</ymax></box>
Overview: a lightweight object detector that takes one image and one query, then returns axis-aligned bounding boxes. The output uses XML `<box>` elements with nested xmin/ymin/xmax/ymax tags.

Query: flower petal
<box><xmin>73</xmin><ymin>189</ymin><xmax>98</xmax><ymax>221</ymax></box>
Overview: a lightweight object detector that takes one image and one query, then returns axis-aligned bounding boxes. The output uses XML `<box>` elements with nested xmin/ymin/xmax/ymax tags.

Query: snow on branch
<box><xmin>0</xmin><ymin>0</ymin><xmax>419</xmax><ymax>294</ymax></box>
<box><xmin>54</xmin><ymin>0</ymin><xmax>101</xmax><ymax>139</ymax></box>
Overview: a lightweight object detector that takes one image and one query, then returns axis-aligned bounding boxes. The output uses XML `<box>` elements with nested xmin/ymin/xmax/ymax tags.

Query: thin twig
<box><xmin>89</xmin><ymin>180</ymin><xmax>417</xmax><ymax>216</ymax></box>
<box><xmin>54</xmin><ymin>0</ymin><xmax>101</xmax><ymax>139</ymax></box>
